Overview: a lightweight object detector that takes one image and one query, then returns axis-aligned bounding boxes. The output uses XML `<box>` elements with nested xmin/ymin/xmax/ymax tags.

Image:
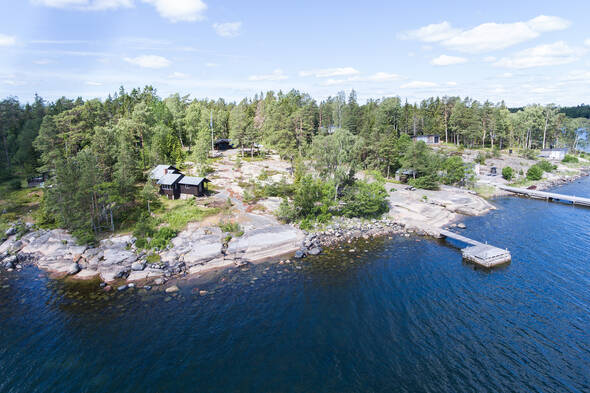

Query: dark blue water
<box><xmin>1</xmin><ymin>178</ymin><xmax>590</xmax><ymax>393</ymax></box>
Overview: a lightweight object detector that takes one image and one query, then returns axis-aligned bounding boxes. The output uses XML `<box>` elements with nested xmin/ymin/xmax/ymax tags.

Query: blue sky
<box><xmin>1</xmin><ymin>0</ymin><xmax>589</xmax><ymax>105</ymax></box>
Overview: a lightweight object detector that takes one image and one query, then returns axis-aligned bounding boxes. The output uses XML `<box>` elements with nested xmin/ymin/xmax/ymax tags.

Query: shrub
<box><xmin>442</xmin><ymin>156</ymin><xmax>468</xmax><ymax>185</ymax></box>
<box><xmin>526</xmin><ymin>165</ymin><xmax>543</xmax><ymax>181</ymax></box>
<box><xmin>72</xmin><ymin>229</ymin><xmax>96</xmax><ymax>245</ymax></box>
<box><xmin>562</xmin><ymin>154</ymin><xmax>579</xmax><ymax>163</ymax></box>
<box><xmin>501</xmin><ymin>166</ymin><xmax>514</xmax><ymax>181</ymax></box>
<box><xmin>409</xmin><ymin>175</ymin><xmax>439</xmax><ymax>190</ymax></box>
<box><xmin>537</xmin><ymin>160</ymin><xmax>556</xmax><ymax>172</ymax></box>
<box><xmin>521</xmin><ymin>149</ymin><xmax>537</xmax><ymax>160</ymax></box>
<box><xmin>340</xmin><ymin>181</ymin><xmax>389</xmax><ymax>219</ymax></box>
<box><xmin>133</xmin><ymin>214</ymin><xmax>156</xmax><ymax>238</ymax></box>
<box><xmin>492</xmin><ymin>148</ymin><xmax>501</xmax><ymax>158</ymax></box>
<box><xmin>219</xmin><ymin>220</ymin><xmax>240</xmax><ymax>233</ymax></box>
<box><xmin>150</xmin><ymin>227</ymin><xmax>178</xmax><ymax>249</ymax></box>
<box><xmin>135</xmin><ymin>237</ymin><xmax>148</xmax><ymax>249</ymax></box>
<box><xmin>474</xmin><ymin>152</ymin><xmax>486</xmax><ymax>165</ymax></box>
<box><xmin>8</xmin><ymin>178</ymin><xmax>22</xmax><ymax>190</ymax></box>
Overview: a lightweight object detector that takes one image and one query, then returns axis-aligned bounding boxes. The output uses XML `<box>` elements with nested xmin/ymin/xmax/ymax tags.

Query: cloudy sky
<box><xmin>1</xmin><ymin>0</ymin><xmax>589</xmax><ymax>105</ymax></box>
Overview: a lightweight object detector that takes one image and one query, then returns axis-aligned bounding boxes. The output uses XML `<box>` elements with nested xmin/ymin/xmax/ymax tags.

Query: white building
<box><xmin>539</xmin><ymin>148</ymin><xmax>568</xmax><ymax>160</ymax></box>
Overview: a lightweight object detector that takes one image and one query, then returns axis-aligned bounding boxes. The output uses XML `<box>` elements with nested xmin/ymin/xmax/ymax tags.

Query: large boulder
<box><xmin>101</xmin><ymin>249</ymin><xmax>135</xmax><ymax>266</ymax></box>
<box><xmin>66</xmin><ymin>262</ymin><xmax>81</xmax><ymax>275</ymax></box>
<box><xmin>182</xmin><ymin>235</ymin><xmax>223</xmax><ymax>266</ymax></box>
<box><xmin>227</xmin><ymin>225</ymin><xmax>304</xmax><ymax>262</ymax></box>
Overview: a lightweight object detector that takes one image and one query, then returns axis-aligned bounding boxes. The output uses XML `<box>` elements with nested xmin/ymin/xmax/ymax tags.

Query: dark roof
<box><xmin>178</xmin><ymin>176</ymin><xmax>209</xmax><ymax>186</ymax></box>
<box><xmin>157</xmin><ymin>173</ymin><xmax>183</xmax><ymax>186</ymax></box>
<box><xmin>149</xmin><ymin>165</ymin><xmax>179</xmax><ymax>180</ymax></box>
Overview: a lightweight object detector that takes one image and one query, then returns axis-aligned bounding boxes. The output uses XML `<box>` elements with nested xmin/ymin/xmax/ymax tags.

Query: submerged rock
<box><xmin>308</xmin><ymin>247</ymin><xmax>322</xmax><ymax>256</ymax></box>
<box><xmin>117</xmin><ymin>285</ymin><xmax>127</xmax><ymax>291</ymax></box>
<box><xmin>165</xmin><ymin>285</ymin><xmax>179</xmax><ymax>293</ymax></box>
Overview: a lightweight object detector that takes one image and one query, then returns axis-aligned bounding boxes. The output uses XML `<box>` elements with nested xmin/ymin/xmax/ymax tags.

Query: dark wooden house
<box><xmin>178</xmin><ymin>176</ymin><xmax>210</xmax><ymax>197</ymax></box>
<box><xmin>157</xmin><ymin>173</ymin><xmax>183</xmax><ymax>199</ymax></box>
<box><xmin>214</xmin><ymin>139</ymin><xmax>233</xmax><ymax>150</ymax></box>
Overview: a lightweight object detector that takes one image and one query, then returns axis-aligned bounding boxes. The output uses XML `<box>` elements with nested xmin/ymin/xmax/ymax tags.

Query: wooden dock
<box><xmin>439</xmin><ymin>229</ymin><xmax>511</xmax><ymax>268</ymax></box>
<box><xmin>498</xmin><ymin>185</ymin><xmax>590</xmax><ymax>207</ymax></box>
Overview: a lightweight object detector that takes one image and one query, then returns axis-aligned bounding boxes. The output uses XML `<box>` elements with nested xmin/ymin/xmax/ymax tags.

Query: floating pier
<box><xmin>498</xmin><ymin>185</ymin><xmax>590</xmax><ymax>207</ymax></box>
<box><xmin>439</xmin><ymin>229</ymin><xmax>511</xmax><ymax>268</ymax></box>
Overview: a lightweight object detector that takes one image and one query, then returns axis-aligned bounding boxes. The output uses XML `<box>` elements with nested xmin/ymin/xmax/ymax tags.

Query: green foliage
<box><xmin>537</xmin><ymin>160</ymin><xmax>556</xmax><ymax>172</ymax></box>
<box><xmin>502</xmin><ymin>166</ymin><xmax>514</xmax><ymax>181</ymax></box>
<box><xmin>526</xmin><ymin>165</ymin><xmax>543</xmax><ymax>181</ymax></box>
<box><xmin>7</xmin><ymin>178</ymin><xmax>22</xmax><ymax>190</ymax></box>
<box><xmin>146</xmin><ymin>253</ymin><xmax>161</xmax><ymax>264</ymax></box>
<box><xmin>409</xmin><ymin>175</ymin><xmax>439</xmax><ymax>190</ymax></box>
<box><xmin>562</xmin><ymin>154</ymin><xmax>578</xmax><ymax>163</ymax></box>
<box><xmin>278</xmin><ymin>174</ymin><xmax>335</xmax><ymax>223</ymax></box>
<box><xmin>474</xmin><ymin>152</ymin><xmax>486</xmax><ymax>165</ymax></box>
<box><xmin>72</xmin><ymin>229</ymin><xmax>96</xmax><ymax>245</ymax></box>
<box><xmin>442</xmin><ymin>156</ymin><xmax>468</xmax><ymax>185</ymax></box>
<box><xmin>340</xmin><ymin>181</ymin><xmax>389</xmax><ymax>218</ymax></box>
<box><xmin>521</xmin><ymin>149</ymin><xmax>537</xmax><ymax>160</ymax></box>
<box><xmin>219</xmin><ymin>220</ymin><xmax>240</xmax><ymax>233</ymax></box>
<box><xmin>150</xmin><ymin>227</ymin><xmax>178</xmax><ymax>250</ymax></box>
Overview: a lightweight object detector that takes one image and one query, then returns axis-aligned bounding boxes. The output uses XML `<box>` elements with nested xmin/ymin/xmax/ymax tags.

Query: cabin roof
<box><xmin>149</xmin><ymin>165</ymin><xmax>179</xmax><ymax>180</ymax></box>
<box><xmin>179</xmin><ymin>176</ymin><xmax>210</xmax><ymax>186</ymax></box>
<box><xmin>157</xmin><ymin>173</ymin><xmax>183</xmax><ymax>186</ymax></box>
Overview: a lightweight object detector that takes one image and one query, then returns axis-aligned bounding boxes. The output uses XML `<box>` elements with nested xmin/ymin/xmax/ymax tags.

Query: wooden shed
<box><xmin>178</xmin><ymin>176</ymin><xmax>210</xmax><ymax>197</ymax></box>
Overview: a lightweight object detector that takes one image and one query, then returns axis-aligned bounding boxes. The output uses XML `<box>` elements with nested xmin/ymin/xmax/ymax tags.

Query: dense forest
<box><xmin>0</xmin><ymin>86</ymin><xmax>588</xmax><ymax>241</ymax></box>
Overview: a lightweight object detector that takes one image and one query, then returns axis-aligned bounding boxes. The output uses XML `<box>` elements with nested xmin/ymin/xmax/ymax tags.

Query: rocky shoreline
<box><xmin>1</xmin><ymin>169</ymin><xmax>588</xmax><ymax>290</ymax></box>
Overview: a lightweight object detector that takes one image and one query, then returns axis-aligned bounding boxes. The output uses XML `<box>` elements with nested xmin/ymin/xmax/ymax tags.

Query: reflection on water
<box><xmin>1</xmin><ymin>178</ymin><xmax>590</xmax><ymax>393</ymax></box>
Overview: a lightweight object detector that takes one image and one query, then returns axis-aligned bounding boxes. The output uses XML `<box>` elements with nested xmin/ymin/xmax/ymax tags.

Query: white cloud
<box><xmin>400</xmin><ymin>81</ymin><xmax>438</xmax><ymax>89</ymax></box>
<box><xmin>30</xmin><ymin>39</ymin><xmax>91</xmax><ymax>44</ymax></box>
<box><xmin>124</xmin><ymin>55</ymin><xmax>171</xmax><ymax>68</ymax></box>
<box><xmin>33</xmin><ymin>59</ymin><xmax>53</xmax><ymax>65</ymax></box>
<box><xmin>248</xmin><ymin>69</ymin><xmax>288</xmax><ymax>81</ymax></box>
<box><xmin>401</xmin><ymin>15</ymin><xmax>571</xmax><ymax>53</ymax></box>
<box><xmin>32</xmin><ymin>0</ymin><xmax>133</xmax><ymax>10</ymax></box>
<box><xmin>168</xmin><ymin>71</ymin><xmax>189</xmax><ymax>79</ymax></box>
<box><xmin>213</xmin><ymin>22</ymin><xmax>242</xmax><ymax>38</ymax></box>
<box><xmin>500</xmin><ymin>72</ymin><xmax>513</xmax><ymax>78</ymax></box>
<box><xmin>446</xmin><ymin>81</ymin><xmax>457</xmax><ymax>86</ymax></box>
<box><xmin>85</xmin><ymin>81</ymin><xmax>103</xmax><ymax>85</ymax></box>
<box><xmin>431</xmin><ymin>55</ymin><xmax>467</xmax><ymax>66</ymax></box>
<box><xmin>399</xmin><ymin>21</ymin><xmax>460</xmax><ymax>42</ymax></box>
<box><xmin>363</xmin><ymin>72</ymin><xmax>402</xmax><ymax>82</ymax></box>
<box><xmin>299</xmin><ymin>67</ymin><xmax>359</xmax><ymax>78</ymax></box>
<box><xmin>0</xmin><ymin>34</ymin><xmax>16</xmax><ymax>47</ymax></box>
<box><xmin>585</xmin><ymin>38</ymin><xmax>590</xmax><ymax>46</ymax></box>
<box><xmin>483</xmin><ymin>56</ymin><xmax>496</xmax><ymax>62</ymax></box>
<box><xmin>141</xmin><ymin>0</ymin><xmax>207</xmax><ymax>22</ymax></box>
<box><xmin>494</xmin><ymin>41</ymin><xmax>580</xmax><ymax>69</ymax></box>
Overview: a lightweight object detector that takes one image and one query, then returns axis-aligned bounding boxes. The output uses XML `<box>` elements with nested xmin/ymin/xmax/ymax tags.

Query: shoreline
<box><xmin>1</xmin><ymin>168</ymin><xmax>588</xmax><ymax>291</ymax></box>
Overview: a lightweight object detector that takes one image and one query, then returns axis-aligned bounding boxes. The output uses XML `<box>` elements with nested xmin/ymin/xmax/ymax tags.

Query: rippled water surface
<box><xmin>1</xmin><ymin>178</ymin><xmax>590</xmax><ymax>392</ymax></box>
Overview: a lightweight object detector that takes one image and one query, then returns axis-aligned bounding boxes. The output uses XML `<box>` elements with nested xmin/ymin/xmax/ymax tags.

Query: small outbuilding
<box><xmin>214</xmin><ymin>139</ymin><xmax>233</xmax><ymax>150</ymax></box>
<box><xmin>412</xmin><ymin>135</ymin><xmax>440</xmax><ymax>144</ymax></box>
<box><xmin>539</xmin><ymin>148</ymin><xmax>568</xmax><ymax>160</ymax></box>
<box><xmin>178</xmin><ymin>176</ymin><xmax>210</xmax><ymax>197</ymax></box>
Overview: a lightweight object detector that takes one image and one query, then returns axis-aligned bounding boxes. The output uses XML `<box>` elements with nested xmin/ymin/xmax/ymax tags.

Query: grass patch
<box><xmin>146</xmin><ymin>253</ymin><xmax>161</xmax><ymax>264</ymax></box>
<box><xmin>473</xmin><ymin>184</ymin><xmax>496</xmax><ymax>198</ymax></box>
<box><xmin>155</xmin><ymin>197</ymin><xmax>219</xmax><ymax>231</ymax></box>
<box><xmin>0</xmin><ymin>183</ymin><xmax>43</xmax><ymax>233</ymax></box>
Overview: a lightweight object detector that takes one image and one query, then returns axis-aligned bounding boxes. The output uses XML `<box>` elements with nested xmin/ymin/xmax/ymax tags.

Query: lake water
<box><xmin>1</xmin><ymin>178</ymin><xmax>590</xmax><ymax>392</ymax></box>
